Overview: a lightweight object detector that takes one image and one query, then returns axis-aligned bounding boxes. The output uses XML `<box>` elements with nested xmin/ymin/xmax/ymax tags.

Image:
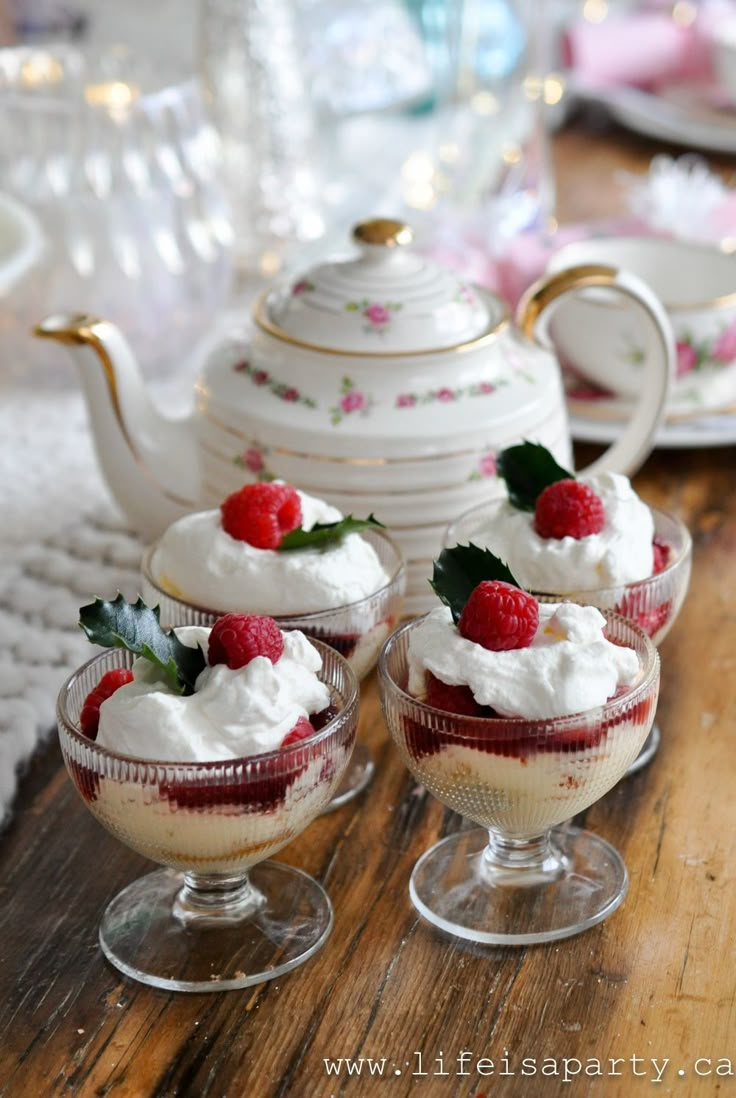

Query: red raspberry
<box><xmin>220</xmin><ymin>482</ymin><xmax>302</xmax><ymax>549</ymax></box>
<box><xmin>425</xmin><ymin>672</ymin><xmax>485</xmax><ymax>717</ymax></box>
<box><xmin>458</xmin><ymin>581</ymin><xmax>539</xmax><ymax>652</ymax></box>
<box><xmin>79</xmin><ymin>668</ymin><xmax>134</xmax><ymax>740</ymax></box>
<box><xmin>534</xmin><ymin>478</ymin><xmax>605</xmax><ymax>540</ymax></box>
<box><xmin>652</xmin><ymin>536</ymin><xmax>671</xmax><ymax>575</ymax></box>
<box><xmin>208</xmin><ymin>614</ymin><xmax>284</xmax><ymax>669</ymax></box>
<box><xmin>281</xmin><ymin>717</ymin><xmax>315</xmax><ymax>748</ymax></box>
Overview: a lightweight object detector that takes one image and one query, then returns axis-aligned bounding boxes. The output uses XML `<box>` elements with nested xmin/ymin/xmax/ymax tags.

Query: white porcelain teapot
<box><xmin>36</xmin><ymin>218</ymin><xmax>675</xmax><ymax>614</ymax></box>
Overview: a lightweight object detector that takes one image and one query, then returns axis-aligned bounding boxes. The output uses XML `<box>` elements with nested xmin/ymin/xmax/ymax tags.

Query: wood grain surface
<box><xmin>1</xmin><ymin>123</ymin><xmax>735</xmax><ymax>1098</ymax></box>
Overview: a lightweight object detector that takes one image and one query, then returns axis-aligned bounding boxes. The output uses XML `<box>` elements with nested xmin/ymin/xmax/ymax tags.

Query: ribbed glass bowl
<box><xmin>141</xmin><ymin>526</ymin><xmax>405</xmax><ymax>810</ymax></box>
<box><xmin>445</xmin><ymin>502</ymin><xmax>690</xmax><ymax>771</ymax></box>
<box><xmin>378</xmin><ymin>611</ymin><xmax>659</xmax><ymax>945</ymax></box>
<box><xmin>141</xmin><ymin>527</ymin><xmax>406</xmax><ymax>681</ymax></box>
<box><xmin>57</xmin><ymin>639</ymin><xmax>358</xmax><ymax>991</ymax></box>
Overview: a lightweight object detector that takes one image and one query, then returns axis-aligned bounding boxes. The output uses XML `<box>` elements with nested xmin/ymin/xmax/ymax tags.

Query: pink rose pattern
<box><xmin>572</xmin><ymin>321</ymin><xmax>736</xmax><ymax>403</ymax></box>
<box><xmin>233</xmin><ymin>360</ymin><xmax>317</xmax><ymax>409</ymax></box>
<box><xmin>344</xmin><ymin>298</ymin><xmax>402</xmax><ymax>335</ymax></box>
<box><xmin>468</xmin><ymin>450</ymin><xmax>499</xmax><ymax>482</ymax></box>
<box><xmin>329</xmin><ymin>376</ymin><xmax>374</xmax><ymax>426</ymax></box>
<box><xmin>291</xmin><ymin>279</ymin><xmax>315</xmax><ymax>296</ymax></box>
<box><xmin>394</xmin><ymin>379</ymin><xmax>501</xmax><ymax>408</ymax></box>
<box><xmin>233</xmin><ymin>442</ymin><xmax>275</xmax><ymax>482</ymax></box>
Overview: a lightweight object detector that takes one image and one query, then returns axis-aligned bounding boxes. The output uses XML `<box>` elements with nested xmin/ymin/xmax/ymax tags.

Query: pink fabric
<box><xmin>562</xmin><ymin>13</ymin><xmax>714</xmax><ymax>91</ymax></box>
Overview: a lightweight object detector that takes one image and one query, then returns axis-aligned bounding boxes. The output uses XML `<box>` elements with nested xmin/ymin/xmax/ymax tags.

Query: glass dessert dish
<box><xmin>446</xmin><ymin>502</ymin><xmax>691</xmax><ymax>773</ymax></box>
<box><xmin>57</xmin><ymin>641</ymin><xmax>358</xmax><ymax>992</ymax></box>
<box><xmin>379</xmin><ymin>612</ymin><xmax>659</xmax><ymax>945</ymax></box>
<box><xmin>141</xmin><ymin>526</ymin><xmax>405</xmax><ymax>808</ymax></box>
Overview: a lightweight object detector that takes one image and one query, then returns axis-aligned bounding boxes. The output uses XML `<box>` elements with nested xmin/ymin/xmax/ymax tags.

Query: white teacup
<box><xmin>545</xmin><ymin>237</ymin><xmax>736</xmax><ymax>407</ymax></box>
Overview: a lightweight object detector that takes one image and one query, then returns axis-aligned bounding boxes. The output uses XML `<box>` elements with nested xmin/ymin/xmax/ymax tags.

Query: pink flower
<box><xmin>282</xmin><ymin>387</ymin><xmax>299</xmax><ymax>402</ymax></box>
<box><xmin>478</xmin><ymin>381</ymin><xmax>495</xmax><ymax>394</ymax></box>
<box><xmin>340</xmin><ymin>390</ymin><xmax>366</xmax><ymax>413</ymax></box>
<box><xmin>397</xmin><ymin>393</ymin><xmax>416</xmax><ymax>408</ymax></box>
<box><xmin>292</xmin><ymin>279</ymin><xmax>311</xmax><ymax>296</ymax></box>
<box><xmin>234</xmin><ymin>359</ymin><xmax>249</xmax><ymax>372</ymax></box>
<box><xmin>436</xmin><ymin>387</ymin><xmax>455</xmax><ymax>402</ymax></box>
<box><xmin>243</xmin><ymin>448</ymin><xmax>263</xmax><ymax>474</ymax></box>
<box><xmin>478</xmin><ymin>453</ymin><xmax>497</xmax><ymax>478</ymax></box>
<box><xmin>364</xmin><ymin>303</ymin><xmax>391</xmax><ymax>326</ymax></box>
<box><xmin>712</xmin><ymin>323</ymin><xmax>736</xmax><ymax>363</ymax></box>
<box><xmin>676</xmin><ymin>340</ymin><xmax>698</xmax><ymax>378</ymax></box>
<box><xmin>253</xmin><ymin>369</ymin><xmax>270</xmax><ymax>385</ymax></box>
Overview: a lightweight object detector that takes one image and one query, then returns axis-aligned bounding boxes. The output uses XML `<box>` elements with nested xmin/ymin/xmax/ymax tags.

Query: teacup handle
<box><xmin>516</xmin><ymin>263</ymin><xmax>676</xmax><ymax>476</ymax></box>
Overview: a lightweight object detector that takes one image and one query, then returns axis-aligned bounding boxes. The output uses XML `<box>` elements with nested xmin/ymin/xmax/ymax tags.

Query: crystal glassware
<box><xmin>140</xmin><ymin>527</ymin><xmax>406</xmax><ymax>809</ymax></box>
<box><xmin>446</xmin><ymin>502</ymin><xmax>691</xmax><ymax>772</ymax></box>
<box><xmin>379</xmin><ymin>611</ymin><xmax>659</xmax><ymax>945</ymax></box>
<box><xmin>57</xmin><ymin>640</ymin><xmax>358</xmax><ymax>992</ymax></box>
<box><xmin>0</xmin><ymin>42</ymin><xmax>232</xmax><ymax>382</ymax></box>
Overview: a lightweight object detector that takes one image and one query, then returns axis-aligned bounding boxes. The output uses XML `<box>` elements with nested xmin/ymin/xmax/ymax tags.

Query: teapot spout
<box><xmin>35</xmin><ymin>313</ymin><xmax>200</xmax><ymax>539</ymax></box>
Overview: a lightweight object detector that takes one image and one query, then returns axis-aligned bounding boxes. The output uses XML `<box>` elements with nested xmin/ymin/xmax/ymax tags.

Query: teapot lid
<box><xmin>257</xmin><ymin>218</ymin><xmax>501</xmax><ymax>354</ymax></box>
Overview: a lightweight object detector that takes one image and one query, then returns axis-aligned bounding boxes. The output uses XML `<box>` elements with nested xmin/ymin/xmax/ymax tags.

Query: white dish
<box><xmin>570</xmin><ymin>408</ymin><xmax>736</xmax><ymax>449</ymax></box>
<box><xmin>568</xmin><ymin>77</ymin><xmax>736</xmax><ymax>155</ymax></box>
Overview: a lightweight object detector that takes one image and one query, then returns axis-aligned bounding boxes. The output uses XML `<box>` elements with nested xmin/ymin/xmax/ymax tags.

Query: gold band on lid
<box><xmin>352</xmin><ymin>219</ymin><xmax>413</xmax><ymax>248</ymax></box>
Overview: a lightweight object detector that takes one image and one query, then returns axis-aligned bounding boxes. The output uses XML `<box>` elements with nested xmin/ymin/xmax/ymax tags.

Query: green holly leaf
<box><xmin>496</xmin><ymin>441</ymin><xmax>573</xmax><ymax>511</ymax></box>
<box><xmin>278</xmin><ymin>514</ymin><xmax>385</xmax><ymax>552</ymax></box>
<box><xmin>78</xmin><ymin>594</ymin><xmax>206</xmax><ymax>695</ymax></box>
<box><xmin>430</xmin><ymin>544</ymin><xmax>520</xmax><ymax>623</ymax></box>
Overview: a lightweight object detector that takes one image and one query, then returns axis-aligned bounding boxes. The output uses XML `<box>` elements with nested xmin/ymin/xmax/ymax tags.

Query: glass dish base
<box><xmin>409</xmin><ymin>826</ymin><xmax>628</xmax><ymax>946</ymax></box>
<box><xmin>99</xmin><ymin>862</ymin><xmax>333</xmax><ymax>992</ymax></box>
<box><xmin>626</xmin><ymin>722</ymin><xmax>661</xmax><ymax>775</ymax></box>
<box><xmin>321</xmin><ymin>742</ymin><xmax>375</xmax><ymax>813</ymax></box>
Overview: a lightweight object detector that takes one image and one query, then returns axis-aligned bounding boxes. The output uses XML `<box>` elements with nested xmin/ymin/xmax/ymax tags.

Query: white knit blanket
<box><xmin>0</xmin><ymin>381</ymin><xmax>184</xmax><ymax>826</ymax></box>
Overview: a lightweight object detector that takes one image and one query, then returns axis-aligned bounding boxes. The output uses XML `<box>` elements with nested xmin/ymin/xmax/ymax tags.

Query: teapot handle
<box><xmin>516</xmin><ymin>263</ymin><xmax>675</xmax><ymax>477</ymax></box>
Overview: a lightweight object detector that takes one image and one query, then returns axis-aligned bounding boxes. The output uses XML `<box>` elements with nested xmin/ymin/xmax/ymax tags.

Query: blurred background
<box><xmin>1</xmin><ymin>0</ymin><xmax>736</xmax><ymax>382</ymax></box>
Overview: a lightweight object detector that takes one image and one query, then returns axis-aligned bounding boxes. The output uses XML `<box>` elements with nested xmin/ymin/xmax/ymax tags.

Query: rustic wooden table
<box><xmin>2</xmin><ymin>121</ymin><xmax>735</xmax><ymax>1098</ymax></box>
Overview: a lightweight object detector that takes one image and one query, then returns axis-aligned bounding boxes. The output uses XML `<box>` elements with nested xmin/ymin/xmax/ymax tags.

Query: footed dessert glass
<box><xmin>57</xmin><ymin>641</ymin><xmax>358</xmax><ymax>992</ymax></box>
<box><xmin>141</xmin><ymin>527</ymin><xmax>405</xmax><ymax>809</ymax></box>
<box><xmin>446</xmin><ymin>505</ymin><xmax>691</xmax><ymax>772</ymax></box>
<box><xmin>379</xmin><ymin>612</ymin><xmax>659</xmax><ymax>945</ymax></box>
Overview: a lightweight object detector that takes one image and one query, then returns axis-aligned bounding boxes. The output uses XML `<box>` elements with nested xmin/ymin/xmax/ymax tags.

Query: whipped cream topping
<box><xmin>96</xmin><ymin>626</ymin><xmax>332</xmax><ymax>762</ymax></box>
<box><xmin>408</xmin><ymin>603</ymin><xmax>640</xmax><ymax>720</ymax></box>
<box><xmin>469</xmin><ymin>473</ymin><xmax>654</xmax><ymax>591</ymax></box>
<box><xmin>153</xmin><ymin>488</ymin><xmax>390</xmax><ymax>614</ymax></box>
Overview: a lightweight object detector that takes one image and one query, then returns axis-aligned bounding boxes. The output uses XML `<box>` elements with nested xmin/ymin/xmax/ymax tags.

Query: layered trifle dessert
<box><xmin>143</xmin><ymin>480</ymin><xmax>405</xmax><ymax>680</ymax></box>
<box><xmin>60</xmin><ymin>596</ymin><xmax>357</xmax><ymax>873</ymax></box>
<box><xmin>379</xmin><ymin>546</ymin><xmax>660</xmax><ymax>944</ymax></box>
<box><xmin>445</xmin><ymin>442</ymin><xmax>691</xmax><ymax>646</ymax></box>
<box><xmin>387</xmin><ymin>547</ymin><xmax>657</xmax><ymax>836</ymax></box>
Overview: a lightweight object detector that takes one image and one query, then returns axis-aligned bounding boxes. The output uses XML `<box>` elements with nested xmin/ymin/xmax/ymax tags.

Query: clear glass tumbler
<box><xmin>57</xmin><ymin>640</ymin><xmax>358</xmax><ymax>991</ymax></box>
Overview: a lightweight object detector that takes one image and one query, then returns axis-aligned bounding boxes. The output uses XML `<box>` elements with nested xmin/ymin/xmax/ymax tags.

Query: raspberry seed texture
<box><xmin>80</xmin><ymin>668</ymin><xmax>135</xmax><ymax>739</ymax></box>
<box><xmin>534</xmin><ymin>478</ymin><xmax>606</xmax><ymax>540</ymax></box>
<box><xmin>458</xmin><ymin>580</ymin><xmax>539</xmax><ymax>652</ymax></box>
<box><xmin>221</xmin><ymin>482</ymin><xmax>303</xmax><ymax>549</ymax></box>
<box><xmin>208</xmin><ymin>613</ymin><xmax>284</xmax><ymax>669</ymax></box>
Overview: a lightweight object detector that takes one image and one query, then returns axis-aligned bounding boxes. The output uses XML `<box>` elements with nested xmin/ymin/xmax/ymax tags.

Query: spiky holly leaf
<box><xmin>430</xmin><ymin>544</ymin><xmax>520</xmax><ymax>623</ymax></box>
<box><xmin>78</xmin><ymin>594</ymin><xmax>206</xmax><ymax>695</ymax></box>
<box><xmin>278</xmin><ymin>514</ymin><xmax>385</xmax><ymax>551</ymax></box>
<box><xmin>497</xmin><ymin>441</ymin><xmax>573</xmax><ymax>511</ymax></box>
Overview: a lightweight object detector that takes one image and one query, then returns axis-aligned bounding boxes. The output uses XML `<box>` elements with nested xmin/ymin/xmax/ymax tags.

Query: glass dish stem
<box><xmin>173</xmin><ymin>870</ymin><xmax>265</xmax><ymax>926</ymax></box>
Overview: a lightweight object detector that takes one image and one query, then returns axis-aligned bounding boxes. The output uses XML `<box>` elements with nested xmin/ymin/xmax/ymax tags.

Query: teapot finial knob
<box><xmin>352</xmin><ymin>218</ymin><xmax>413</xmax><ymax>248</ymax></box>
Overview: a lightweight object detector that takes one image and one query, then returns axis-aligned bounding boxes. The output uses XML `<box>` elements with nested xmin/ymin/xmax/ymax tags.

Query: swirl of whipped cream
<box><xmin>469</xmin><ymin>473</ymin><xmax>654</xmax><ymax>591</ymax></box>
<box><xmin>97</xmin><ymin>626</ymin><xmax>332</xmax><ymax>762</ymax></box>
<box><xmin>152</xmin><ymin>488</ymin><xmax>390</xmax><ymax>614</ymax></box>
<box><xmin>408</xmin><ymin>603</ymin><xmax>640</xmax><ymax>720</ymax></box>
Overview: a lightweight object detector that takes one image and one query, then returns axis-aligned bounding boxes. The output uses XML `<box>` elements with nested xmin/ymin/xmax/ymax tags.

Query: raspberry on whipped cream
<box><xmin>409</xmin><ymin>602</ymin><xmax>639</xmax><ymax>720</ymax></box>
<box><xmin>474</xmin><ymin>472</ymin><xmax>655</xmax><ymax>592</ymax></box>
<box><xmin>97</xmin><ymin>625</ymin><xmax>332</xmax><ymax>762</ymax></box>
<box><xmin>152</xmin><ymin>486</ymin><xmax>390</xmax><ymax>615</ymax></box>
